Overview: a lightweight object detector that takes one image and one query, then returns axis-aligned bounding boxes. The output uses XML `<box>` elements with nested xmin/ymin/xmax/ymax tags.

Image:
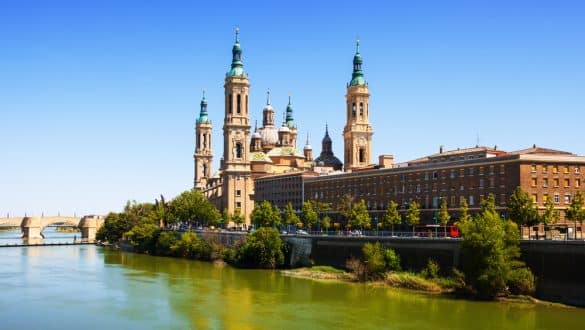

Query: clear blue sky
<box><xmin>1</xmin><ymin>0</ymin><xmax>584</xmax><ymax>217</ymax></box>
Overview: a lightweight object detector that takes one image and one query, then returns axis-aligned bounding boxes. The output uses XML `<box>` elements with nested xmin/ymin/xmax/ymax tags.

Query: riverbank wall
<box><xmin>281</xmin><ymin>235</ymin><xmax>585</xmax><ymax>307</ymax></box>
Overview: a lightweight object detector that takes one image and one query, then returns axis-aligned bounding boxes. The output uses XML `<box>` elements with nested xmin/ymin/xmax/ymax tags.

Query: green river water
<box><xmin>1</xmin><ymin>229</ymin><xmax>584</xmax><ymax>329</ymax></box>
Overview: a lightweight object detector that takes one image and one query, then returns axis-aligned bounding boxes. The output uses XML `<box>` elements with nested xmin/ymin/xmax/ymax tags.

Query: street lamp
<box><xmin>375</xmin><ymin>216</ymin><xmax>379</xmax><ymax>236</ymax></box>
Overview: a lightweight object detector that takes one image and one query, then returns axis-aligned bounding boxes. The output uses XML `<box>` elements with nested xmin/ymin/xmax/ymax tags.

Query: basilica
<box><xmin>194</xmin><ymin>28</ymin><xmax>373</xmax><ymax>224</ymax></box>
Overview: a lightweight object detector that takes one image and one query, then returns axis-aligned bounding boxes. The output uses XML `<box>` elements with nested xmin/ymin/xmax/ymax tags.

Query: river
<box><xmin>0</xmin><ymin>229</ymin><xmax>584</xmax><ymax>329</ymax></box>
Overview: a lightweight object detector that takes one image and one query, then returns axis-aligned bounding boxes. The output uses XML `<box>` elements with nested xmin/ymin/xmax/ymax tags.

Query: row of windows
<box><xmin>532</xmin><ymin>193</ymin><xmax>574</xmax><ymax>205</ymax></box>
<box><xmin>531</xmin><ymin>178</ymin><xmax>580</xmax><ymax>188</ymax></box>
<box><xmin>228</xmin><ymin>94</ymin><xmax>248</xmax><ymax>115</ymax></box>
<box><xmin>530</xmin><ymin>164</ymin><xmax>580</xmax><ymax>174</ymax></box>
<box><xmin>306</xmin><ymin>193</ymin><xmax>503</xmax><ymax>209</ymax></box>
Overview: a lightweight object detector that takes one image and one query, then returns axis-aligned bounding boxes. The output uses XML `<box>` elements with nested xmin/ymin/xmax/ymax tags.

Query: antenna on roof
<box><xmin>476</xmin><ymin>133</ymin><xmax>480</xmax><ymax>148</ymax></box>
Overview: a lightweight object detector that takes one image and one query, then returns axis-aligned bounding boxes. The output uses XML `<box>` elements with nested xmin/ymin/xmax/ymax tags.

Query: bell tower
<box><xmin>221</xmin><ymin>27</ymin><xmax>253</xmax><ymax>224</ymax></box>
<box><xmin>194</xmin><ymin>90</ymin><xmax>213</xmax><ymax>190</ymax></box>
<box><xmin>343</xmin><ymin>39</ymin><xmax>373</xmax><ymax>172</ymax></box>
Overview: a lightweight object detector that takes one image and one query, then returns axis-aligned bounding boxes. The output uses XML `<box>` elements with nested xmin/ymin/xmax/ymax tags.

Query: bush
<box><xmin>362</xmin><ymin>242</ymin><xmax>386</xmax><ymax>279</ymax></box>
<box><xmin>233</xmin><ymin>227</ymin><xmax>285</xmax><ymax>268</ymax></box>
<box><xmin>155</xmin><ymin>231</ymin><xmax>179</xmax><ymax>256</ymax></box>
<box><xmin>508</xmin><ymin>267</ymin><xmax>536</xmax><ymax>295</ymax></box>
<box><xmin>171</xmin><ymin>232</ymin><xmax>212</xmax><ymax>260</ymax></box>
<box><xmin>421</xmin><ymin>259</ymin><xmax>440</xmax><ymax>279</ymax></box>
<box><xmin>125</xmin><ymin>223</ymin><xmax>161</xmax><ymax>254</ymax></box>
<box><xmin>346</xmin><ymin>256</ymin><xmax>367</xmax><ymax>281</ymax></box>
<box><xmin>384</xmin><ymin>248</ymin><xmax>401</xmax><ymax>271</ymax></box>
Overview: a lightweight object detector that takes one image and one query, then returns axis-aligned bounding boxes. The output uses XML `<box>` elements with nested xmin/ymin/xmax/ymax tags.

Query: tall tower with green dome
<box><xmin>221</xmin><ymin>27</ymin><xmax>253</xmax><ymax>224</ymax></box>
<box><xmin>194</xmin><ymin>90</ymin><xmax>213</xmax><ymax>190</ymax></box>
<box><xmin>343</xmin><ymin>39</ymin><xmax>373</xmax><ymax>172</ymax></box>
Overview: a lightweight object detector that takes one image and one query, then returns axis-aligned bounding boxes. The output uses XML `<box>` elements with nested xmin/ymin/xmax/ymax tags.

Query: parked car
<box><xmin>296</xmin><ymin>230</ymin><xmax>309</xmax><ymax>236</ymax></box>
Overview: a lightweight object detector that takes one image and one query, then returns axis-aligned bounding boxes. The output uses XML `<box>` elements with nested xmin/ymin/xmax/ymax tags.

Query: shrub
<box><xmin>171</xmin><ymin>232</ymin><xmax>212</xmax><ymax>260</ymax></box>
<box><xmin>362</xmin><ymin>242</ymin><xmax>386</xmax><ymax>279</ymax></box>
<box><xmin>155</xmin><ymin>231</ymin><xmax>179</xmax><ymax>256</ymax></box>
<box><xmin>125</xmin><ymin>223</ymin><xmax>161</xmax><ymax>254</ymax></box>
<box><xmin>233</xmin><ymin>227</ymin><xmax>285</xmax><ymax>268</ymax></box>
<box><xmin>384</xmin><ymin>248</ymin><xmax>401</xmax><ymax>271</ymax></box>
<box><xmin>508</xmin><ymin>267</ymin><xmax>536</xmax><ymax>295</ymax></box>
<box><xmin>346</xmin><ymin>256</ymin><xmax>367</xmax><ymax>281</ymax></box>
<box><xmin>421</xmin><ymin>259</ymin><xmax>440</xmax><ymax>279</ymax></box>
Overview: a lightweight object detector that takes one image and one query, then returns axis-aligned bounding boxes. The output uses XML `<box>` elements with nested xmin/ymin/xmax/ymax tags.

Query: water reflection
<box><xmin>1</xmin><ymin>246</ymin><xmax>584</xmax><ymax>330</ymax></box>
<box><xmin>0</xmin><ymin>227</ymin><xmax>78</xmax><ymax>245</ymax></box>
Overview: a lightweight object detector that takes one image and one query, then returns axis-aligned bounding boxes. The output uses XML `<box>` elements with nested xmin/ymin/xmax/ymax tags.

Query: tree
<box><xmin>438</xmin><ymin>198</ymin><xmax>451</xmax><ymax>238</ymax></box>
<box><xmin>125</xmin><ymin>222</ymin><xmax>161</xmax><ymax>254</ymax></box>
<box><xmin>251</xmin><ymin>200</ymin><xmax>280</xmax><ymax>228</ymax></box>
<box><xmin>481</xmin><ymin>194</ymin><xmax>497</xmax><ymax>214</ymax></box>
<box><xmin>383</xmin><ymin>200</ymin><xmax>402</xmax><ymax>237</ymax></box>
<box><xmin>169</xmin><ymin>190</ymin><xmax>221</xmax><ymax>226</ymax></box>
<box><xmin>321</xmin><ymin>215</ymin><xmax>331</xmax><ymax>234</ymax></box>
<box><xmin>222</xmin><ymin>209</ymin><xmax>232</xmax><ymax>228</ymax></box>
<box><xmin>349</xmin><ymin>199</ymin><xmax>371</xmax><ymax>230</ymax></box>
<box><xmin>234</xmin><ymin>227</ymin><xmax>285</xmax><ymax>268</ymax></box>
<box><xmin>336</xmin><ymin>193</ymin><xmax>355</xmax><ymax>222</ymax></box>
<box><xmin>566</xmin><ymin>192</ymin><xmax>585</xmax><ymax>239</ymax></box>
<box><xmin>540</xmin><ymin>198</ymin><xmax>560</xmax><ymax>225</ymax></box>
<box><xmin>508</xmin><ymin>187</ymin><xmax>538</xmax><ymax>226</ymax></box>
<box><xmin>282</xmin><ymin>202</ymin><xmax>299</xmax><ymax>232</ymax></box>
<box><xmin>301</xmin><ymin>201</ymin><xmax>318</xmax><ymax>230</ymax></box>
<box><xmin>405</xmin><ymin>201</ymin><xmax>421</xmax><ymax>237</ymax></box>
<box><xmin>232</xmin><ymin>210</ymin><xmax>245</xmax><ymax>229</ymax></box>
<box><xmin>459</xmin><ymin>194</ymin><xmax>534</xmax><ymax>298</ymax></box>
<box><xmin>459</xmin><ymin>199</ymin><xmax>471</xmax><ymax>225</ymax></box>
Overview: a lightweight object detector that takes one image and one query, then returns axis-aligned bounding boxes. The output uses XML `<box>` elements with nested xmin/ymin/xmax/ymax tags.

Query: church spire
<box><xmin>197</xmin><ymin>90</ymin><xmax>208</xmax><ymax>123</ymax></box>
<box><xmin>285</xmin><ymin>95</ymin><xmax>295</xmax><ymax>128</ymax></box>
<box><xmin>228</xmin><ymin>27</ymin><xmax>245</xmax><ymax>77</ymax></box>
<box><xmin>349</xmin><ymin>38</ymin><xmax>365</xmax><ymax>86</ymax></box>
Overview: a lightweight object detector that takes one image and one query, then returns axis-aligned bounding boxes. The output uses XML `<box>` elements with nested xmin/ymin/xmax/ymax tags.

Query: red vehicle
<box><xmin>415</xmin><ymin>225</ymin><xmax>460</xmax><ymax>238</ymax></box>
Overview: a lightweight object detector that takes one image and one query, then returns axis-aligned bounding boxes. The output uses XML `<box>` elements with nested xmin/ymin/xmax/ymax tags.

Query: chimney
<box><xmin>379</xmin><ymin>155</ymin><xmax>394</xmax><ymax>169</ymax></box>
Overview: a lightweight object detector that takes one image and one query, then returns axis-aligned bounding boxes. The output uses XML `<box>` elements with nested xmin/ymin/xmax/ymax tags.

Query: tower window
<box><xmin>237</xmin><ymin>94</ymin><xmax>241</xmax><ymax>114</ymax></box>
<box><xmin>202</xmin><ymin>134</ymin><xmax>207</xmax><ymax>148</ymax></box>
<box><xmin>359</xmin><ymin>148</ymin><xmax>365</xmax><ymax>163</ymax></box>
<box><xmin>359</xmin><ymin>103</ymin><xmax>364</xmax><ymax>118</ymax></box>
<box><xmin>235</xmin><ymin>143</ymin><xmax>242</xmax><ymax>158</ymax></box>
<box><xmin>352</xmin><ymin>103</ymin><xmax>356</xmax><ymax>118</ymax></box>
<box><xmin>203</xmin><ymin>163</ymin><xmax>207</xmax><ymax>177</ymax></box>
<box><xmin>229</xmin><ymin>94</ymin><xmax>233</xmax><ymax>114</ymax></box>
<box><xmin>245</xmin><ymin>95</ymin><xmax>248</xmax><ymax>114</ymax></box>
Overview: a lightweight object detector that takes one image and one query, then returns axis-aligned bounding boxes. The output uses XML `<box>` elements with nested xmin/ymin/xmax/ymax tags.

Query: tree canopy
<box><xmin>508</xmin><ymin>187</ymin><xmax>538</xmax><ymax>226</ymax></box>
<box><xmin>251</xmin><ymin>200</ymin><xmax>281</xmax><ymax>228</ymax></box>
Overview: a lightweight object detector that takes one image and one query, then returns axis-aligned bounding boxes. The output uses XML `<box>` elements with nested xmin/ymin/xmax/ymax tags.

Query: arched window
<box><xmin>352</xmin><ymin>103</ymin><xmax>356</xmax><ymax>118</ymax></box>
<box><xmin>229</xmin><ymin>94</ymin><xmax>233</xmax><ymax>114</ymax></box>
<box><xmin>245</xmin><ymin>95</ymin><xmax>248</xmax><ymax>114</ymax></box>
<box><xmin>359</xmin><ymin>103</ymin><xmax>364</xmax><ymax>118</ymax></box>
<box><xmin>235</xmin><ymin>143</ymin><xmax>242</xmax><ymax>158</ymax></box>
<box><xmin>202</xmin><ymin>134</ymin><xmax>207</xmax><ymax>148</ymax></box>
<box><xmin>202</xmin><ymin>163</ymin><xmax>207</xmax><ymax>177</ymax></box>
<box><xmin>236</xmin><ymin>94</ymin><xmax>241</xmax><ymax>114</ymax></box>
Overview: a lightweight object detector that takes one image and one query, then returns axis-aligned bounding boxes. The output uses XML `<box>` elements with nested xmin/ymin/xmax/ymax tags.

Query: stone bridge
<box><xmin>0</xmin><ymin>215</ymin><xmax>105</xmax><ymax>242</ymax></box>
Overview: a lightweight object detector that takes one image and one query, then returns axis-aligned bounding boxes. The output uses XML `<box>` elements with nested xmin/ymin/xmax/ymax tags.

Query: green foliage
<box><xmin>96</xmin><ymin>212</ymin><xmax>134</xmax><ymax>242</ymax></box>
<box><xmin>169</xmin><ymin>190</ymin><xmax>221</xmax><ymax>226</ymax></box>
<box><xmin>125</xmin><ymin>223</ymin><xmax>161</xmax><ymax>254</ymax></box>
<box><xmin>566</xmin><ymin>192</ymin><xmax>585</xmax><ymax>224</ymax></box>
<box><xmin>405</xmin><ymin>201</ymin><xmax>421</xmax><ymax>236</ymax></box>
<box><xmin>233</xmin><ymin>227</ymin><xmax>285</xmax><ymax>268</ymax></box>
<box><xmin>362</xmin><ymin>242</ymin><xmax>387</xmax><ymax>279</ymax></box>
<box><xmin>384</xmin><ymin>248</ymin><xmax>401</xmax><ymax>271</ymax></box>
<box><xmin>383</xmin><ymin>200</ymin><xmax>402</xmax><ymax>235</ymax></box>
<box><xmin>336</xmin><ymin>193</ymin><xmax>355</xmax><ymax>221</ymax></box>
<box><xmin>540</xmin><ymin>198</ymin><xmax>560</xmax><ymax>225</ymax></box>
<box><xmin>349</xmin><ymin>199</ymin><xmax>371</xmax><ymax>230</ymax></box>
<box><xmin>480</xmin><ymin>193</ymin><xmax>497</xmax><ymax>214</ymax></box>
<box><xmin>221</xmin><ymin>209</ymin><xmax>232</xmax><ymax>228</ymax></box>
<box><xmin>321</xmin><ymin>215</ymin><xmax>331</xmax><ymax>232</ymax></box>
<box><xmin>283</xmin><ymin>202</ymin><xmax>299</xmax><ymax>227</ymax></box>
<box><xmin>508</xmin><ymin>187</ymin><xmax>538</xmax><ymax>226</ymax></box>
<box><xmin>252</xmin><ymin>200</ymin><xmax>281</xmax><ymax>228</ymax></box>
<box><xmin>361</xmin><ymin>242</ymin><xmax>402</xmax><ymax>280</ymax></box>
<box><xmin>459</xmin><ymin>195</ymin><xmax>535</xmax><ymax>299</ymax></box>
<box><xmin>232</xmin><ymin>210</ymin><xmax>245</xmax><ymax>227</ymax></box>
<box><xmin>459</xmin><ymin>199</ymin><xmax>471</xmax><ymax>224</ymax></box>
<box><xmin>420</xmin><ymin>259</ymin><xmax>440</xmax><ymax>279</ymax></box>
<box><xmin>438</xmin><ymin>198</ymin><xmax>451</xmax><ymax>237</ymax></box>
<box><xmin>155</xmin><ymin>231</ymin><xmax>179</xmax><ymax>256</ymax></box>
<box><xmin>170</xmin><ymin>232</ymin><xmax>212</xmax><ymax>260</ymax></box>
<box><xmin>301</xmin><ymin>201</ymin><xmax>318</xmax><ymax>230</ymax></box>
<box><xmin>508</xmin><ymin>267</ymin><xmax>536</xmax><ymax>295</ymax></box>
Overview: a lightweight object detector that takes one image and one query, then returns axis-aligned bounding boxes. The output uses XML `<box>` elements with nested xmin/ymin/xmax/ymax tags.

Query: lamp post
<box><xmin>375</xmin><ymin>216</ymin><xmax>379</xmax><ymax>236</ymax></box>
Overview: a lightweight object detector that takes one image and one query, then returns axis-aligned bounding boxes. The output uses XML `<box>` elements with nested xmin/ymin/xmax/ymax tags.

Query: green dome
<box><xmin>196</xmin><ymin>91</ymin><xmax>209</xmax><ymax>123</ymax></box>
